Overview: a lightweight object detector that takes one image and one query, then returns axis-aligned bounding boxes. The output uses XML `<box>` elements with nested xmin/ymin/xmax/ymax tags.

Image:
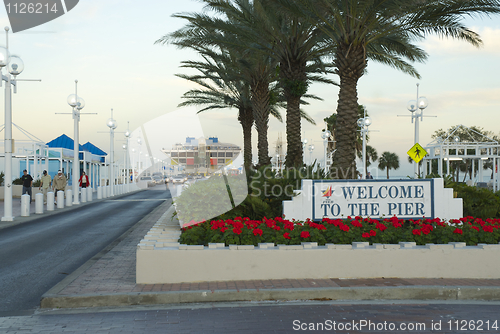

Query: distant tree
<box><xmin>378</xmin><ymin>152</ymin><xmax>400</xmax><ymax>179</ymax></box>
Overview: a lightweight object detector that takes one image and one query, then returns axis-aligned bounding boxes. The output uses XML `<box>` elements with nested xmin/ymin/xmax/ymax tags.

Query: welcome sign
<box><xmin>283</xmin><ymin>178</ymin><xmax>462</xmax><ymax>221</ymax></box>
<box><xmin>312</xmin><ymin>180</ymin><xmax>434</xmax><ymax>220</ymax></box>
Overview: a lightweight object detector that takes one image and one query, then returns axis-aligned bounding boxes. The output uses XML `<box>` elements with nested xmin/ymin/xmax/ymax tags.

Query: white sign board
<box><xmin>312</xmin><ymin>180</ymin><xmax>433</xmax><ymax>220</ymax></box>
<box><xmin>283</xmin><ymin>178</ymin><xmax>462</xmax><ymax>221</ymax></box>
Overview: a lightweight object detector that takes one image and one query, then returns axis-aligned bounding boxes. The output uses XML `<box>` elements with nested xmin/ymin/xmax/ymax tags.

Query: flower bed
<box><xmin>180</xmin><ymin>216</ymin><xmax>500</xmax><ymax>246</ymax></box>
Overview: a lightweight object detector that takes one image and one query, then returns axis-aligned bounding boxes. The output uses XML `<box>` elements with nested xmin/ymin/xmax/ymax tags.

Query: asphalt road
<box><xmin>2</xmin><ymin>301</ymin><xmax>500</xmax><ymax>333</ymax></box>
<box><xmin>0</xmin><ymin>187</ymin><xmax>171</xmax><ymax>316</ymax></box>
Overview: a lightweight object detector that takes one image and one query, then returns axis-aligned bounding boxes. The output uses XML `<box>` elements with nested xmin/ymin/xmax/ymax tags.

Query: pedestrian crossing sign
<box><xmin>407</xmin><ymin>143</ymin><xmax>427</xmax><ymax>163</ymax></box>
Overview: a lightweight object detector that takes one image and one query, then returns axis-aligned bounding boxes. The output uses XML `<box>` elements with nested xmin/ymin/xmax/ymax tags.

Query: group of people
<box><xmin>21</xmin><ymin>169</ymin><xmax>90</xmax><ymax>204</ymax></box>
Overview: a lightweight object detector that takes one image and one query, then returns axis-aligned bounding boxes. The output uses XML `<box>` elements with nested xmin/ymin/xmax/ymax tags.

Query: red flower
<box><xmin>483</xmin><ymin>225</ymin><xmax>494</xmax><ymax>233</ymax></box>
<box><xmin>233</xmin><ymin>228</ymin><xmax>242</xmax><ymax>235</ymax></box>
<box><xmin>453</xmin><ymin>228</ymin><xmax>463</xmax><ymax>234</ymax></box>
<box><xmin>471</xmin><ymin>226</ymin><xmax>480</xmax><ymax>232</ymax></box>
<box><xmin>369</xmin><ymin>229</ymin><xmax>377</xmax><ymax>237</ymax></box>
<box><xmin>351</xmin><ymin>221</ymin><xmax>363</xmax><ymax>228</ymax></box>
<box><xmin>362</xmin><ymin>232</ymin><xmax>370</xmax><ymax>238</ymax></box>
<box><xmin>253</xmin><ymin>228</ymin><xmax>263</xmax><ymax>236</ymax></box>
<box><xmin>375</xmin><ymin>223</ymin><xmax>387</xmax><ymax>231</ymax></box>
<box><xmin>412</xmin><ymin>229</ymin><xmax>421</xmax><ymax>236</ymax></box>
<box><xmin>283</xmin><ymin>232</ymin><xmax>291</xmax><ymax>239</ymax></box>
<box><xmin>300</xmin><ymin>231</ymin><xmax>310</xmax><ymax>238</ymax></box>
<box><xmin>339</xmin><ymin>224</ymin><xmax>350</xmax><ymax>232</ymax></box>
<box><xmin>221</xmin><ymin>227</ymin><xmax>228</xmax><ymax>233</ymax></box>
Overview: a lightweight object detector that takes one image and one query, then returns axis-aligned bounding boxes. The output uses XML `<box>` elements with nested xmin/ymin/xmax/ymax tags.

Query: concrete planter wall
<box><xmin>137</xmin><ymin>241</ymin><xmax>500</xmax><ymax>285</ymax></box>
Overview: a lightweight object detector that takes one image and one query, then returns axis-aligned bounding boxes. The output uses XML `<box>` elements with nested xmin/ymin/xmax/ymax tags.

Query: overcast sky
<box><xmin>1</xmin><ymin>0</ymin><xmax>499</xmax><ymax>178</ymax></box>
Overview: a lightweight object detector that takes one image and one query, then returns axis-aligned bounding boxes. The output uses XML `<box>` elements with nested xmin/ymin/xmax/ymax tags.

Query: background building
<box><xmin>162</xmin><ymin>137</ymin><xmax>240</xmax><ymax>174</ymax></box>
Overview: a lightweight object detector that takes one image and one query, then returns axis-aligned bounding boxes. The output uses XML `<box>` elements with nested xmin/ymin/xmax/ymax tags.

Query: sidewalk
<box><xmin>0</xmin><ymin>188</ymin><xmax>142</xmax><ymax>230</ymax></box>
<box><xmin>40</xmin><ymin>201</ymin><xmax>500</xmax><ymax>309</ymax></box>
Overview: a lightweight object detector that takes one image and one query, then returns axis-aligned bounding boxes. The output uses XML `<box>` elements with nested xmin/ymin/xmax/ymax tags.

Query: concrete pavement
<box><xmin>40</xmin><ymin>201</ymin><xmax>500</xmax><ymax>310</ymax></box>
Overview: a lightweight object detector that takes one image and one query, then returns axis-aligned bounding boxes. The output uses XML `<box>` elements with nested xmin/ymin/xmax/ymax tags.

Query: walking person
<box><xmin>52</xmin><ymin>170</ymin><xmax>67</xmax><ymax>203</ymax></box>
<box><xmin>39</xmin><ymin>170</ymin><xmax>52</xmax><ymax>204</ymax></box>
<box><xmin>79</xmin><ymin>171</ymin><xmax>89</xmax><ymax>188</ymax></box>
<box><xmin>21</xmin><ymin>169</ymin><xmax>33</xmax><ymax>203</ymax></box>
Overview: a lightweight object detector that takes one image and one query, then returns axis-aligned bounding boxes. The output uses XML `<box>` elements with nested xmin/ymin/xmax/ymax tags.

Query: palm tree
<box><xmin>158</xmin><ymin>0</ymin><xmax>332</xmax><ymax>167</ymax></box>
<box><xmin>168</xmin><ymin>0</ymin><xmax>335</xmax><ymax>167</ymax></box>
<box><xmin>175</xmin><ymin>55</ymin><xmax>255</xmax><ymax>170</ymax></box>
<box><xmin>378</xmin><ymin>152</ymin><xmax>400</xmax><ymax>179</ymax></box>
<box><xmin>279</xmin><ymin>0</ymin><xmax>500</xmax><ymax>178</ymax></box>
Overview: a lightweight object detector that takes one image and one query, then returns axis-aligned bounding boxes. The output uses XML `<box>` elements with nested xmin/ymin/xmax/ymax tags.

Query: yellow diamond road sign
<box><xmin>407</xmin><ymin>143</ymin><xmax>427</xmax><ymax>163</ymax></box>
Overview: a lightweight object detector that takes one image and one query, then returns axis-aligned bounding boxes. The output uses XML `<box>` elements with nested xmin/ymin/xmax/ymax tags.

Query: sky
<box><xmin>1</xmin><ymin>0</ymin><xmax>499</xmax><ymax>178</ymax></box>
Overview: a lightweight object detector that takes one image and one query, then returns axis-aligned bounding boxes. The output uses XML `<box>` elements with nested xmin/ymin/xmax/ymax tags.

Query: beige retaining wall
<box><xmin>136</xmin><ymin>242</ymin><xmax>500</xmax><ymax>284</ymax></box>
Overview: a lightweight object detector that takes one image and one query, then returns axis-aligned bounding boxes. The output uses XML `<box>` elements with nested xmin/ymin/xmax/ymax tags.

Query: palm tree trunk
<box><xmin>333</xmin><ymin>43</ymin><xmax>366</xmax><ymax>179</ymax></box>
<box><xmin>251</xmin><ymin>79</ymin><xmax>271</xmax><ymax>166</ymax></box>
<box><xmin>386</xmin><ymin>167</ymin><xmax>389</xmax><ymax>179</ymax></box>
<box><xmin>281</xmin><ymin>61</ymin><xmax>306</xmax><ymax>168</ymax></box>
<box><xmin>284</xmin><ymin>95</ymin><xmax>302</xmax><ymax>167</ymax></box>
<box><xmin>238</xmin><ymin>106</ymin><xmax>254</xmax><ymax>171</ymax></box>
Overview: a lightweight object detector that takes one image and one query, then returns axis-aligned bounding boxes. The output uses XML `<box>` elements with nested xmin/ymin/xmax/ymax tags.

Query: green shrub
<box><xmin>12</xmin><ymin>177</ymin><xmax>23</xmax><ymax>185</ymax></box>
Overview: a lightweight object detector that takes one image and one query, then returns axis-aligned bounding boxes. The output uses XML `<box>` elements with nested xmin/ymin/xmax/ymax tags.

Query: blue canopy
<box><xmin>46</xmin><ymin>134</ymin><xmax>85</xmax><ymax>151</ymax></box>
<box><xmin>82</xmin><ymin>142</ymin><xmax>107</xmax><ymax>156</ymax></box>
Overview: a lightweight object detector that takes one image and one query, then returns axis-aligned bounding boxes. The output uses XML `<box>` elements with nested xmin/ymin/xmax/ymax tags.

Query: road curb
<box><xmin>40</xmin><ymin>286</ymin><xmax>500</xmax><ymax>309</ymax></box>
<box><xmin>40</xmin><ymin>199</ymin><xmax>172</xmax><ymax>301</ymax></box>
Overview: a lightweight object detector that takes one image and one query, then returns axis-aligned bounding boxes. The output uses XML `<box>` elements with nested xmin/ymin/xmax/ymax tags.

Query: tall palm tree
<box><xmin>171</xmin><ymin>0</ymin><xmax>335</xmax><ymax>167</ymax></box>
<box><xmin>378</xmin><ymin>151</ymin><xmax>400</xmax><ymax>179</ymax></box>
<box><xmin>158</xmin><ymin>18</ymin><xmax>279</xmax><ymax>167</ymax></box>
<box><xmin>279</xmin><ymin>0</ymin><xmax>500</xmax><ymax>178</ymax></box>
<box><xmin>158</xmin><ymin>0</ymin><xmax>331</xmax><ymax>167</ymax></box>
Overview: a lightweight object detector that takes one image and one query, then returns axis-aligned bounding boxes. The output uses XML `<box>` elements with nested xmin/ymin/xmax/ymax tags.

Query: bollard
<box><xmin>81</xmin><ymin>188</ymin><xmax>87</xmax><ymax>203</ymax></box>
<box><xmin>97</xmin><ymin>186</ymin><xmax>102</xmax><ymax>199</ymax></box>
<box><xmin>65</xmin><ymin>189</ymin><xmax>72</xmax><ymax>207</ymax></box>
<box><xmin>35</xmin><ymin>193</ymin><xmax>44</xmax><ymax>214</ymax></box>
<box><xmin>47</xmin><ymin>192</ymin><xmax>55</xmax><ymax>211</ymax></box>
<box><xmin>21</xmin><ymin>194</ymin><xmax>30</xmax><ymax>217</ymax></box>
<box><xmin>87</xmin><ymin>187</ymin><xmax>93</xmax><ymax>202</ymax></box>
<box><xmin>57</xmin><ymin>190</ymin><xmax>65</xmax><ymax>208</ymax></box>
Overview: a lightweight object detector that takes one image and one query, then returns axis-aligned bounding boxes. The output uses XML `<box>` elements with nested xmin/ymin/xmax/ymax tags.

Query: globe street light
<box><xmin>357</xmin><ymin>116</ymin><xmax>372</xmax><ymax>178</ymax></box>
<box><xmin>67</xmin><ymin>81</ymin><xmax>86</xmax><ymax>205</ymax></box>
<box><xmin>1</xmin><ymin>27</ymin><xmax>40</xmax><ymax>221</ymax></box>
<box><xmin>302</xmin><ymin>138</ymin><xmax>308</xmax><ymax>165</ymax></box>
<box><xmin>107</xmin><ymin>109</ymin><xmax>117</xmax><ymax>196</ymax></box>
<box><xmin>308</xmin><ymin>144</ymin><xmax>315</xmax><ymax>165</ymax></box>
<box><xmin>122</xmin><ymin>144</ymin><xmax>127</xmax><ymax>186</ymax></box>
<box><xmin>124</xmin><ymin>122</ymin><xmax>131</xmax><ymax>187</ymax></box>
<box><xmin>407</xmin><ymin>83</ymin><xmax>428</xmax><ymax>178</ymax></box>
<box><xmin>321</xmin><ymin>125</ymin><xmax>332</xmax><ymax>170</ymax></box>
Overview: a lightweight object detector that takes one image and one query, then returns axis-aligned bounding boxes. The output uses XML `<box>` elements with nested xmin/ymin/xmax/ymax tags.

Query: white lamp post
<box><xmin>406</xmin><ymin>83</ymin><xmax>428</xmax><ymax>178</ymax></box>
<box><xmin>1</xmin><ymin>27</ymin><xmax>39</xmax><ymax>221</ymax></box>
<box><xmin>302</xmin><ymin>138</ymin><xmax>308</xmax><ymax>165</ymax></box>
<box><xmin>122</xmin><ymin>144</ymin><xmax>127</xmax><ymax>186</ymax></box>
<box><xmin>357</xmin><ymin>116</ymin><xmax>372</xmax><ymax>178</ymax></box>
<box><xmin>321</xmin><ymin>124</ymin><xmax>332</xmax><ymax>170</ymax></box>
<box><xmin>67</xmin><ymin>81</ymin><xmax>85</xmax><ymax>205</ymax></box>
<box><xmin>124</xmin><ymin>123</ymin><xmax>130</xmax><ymax>186</ymax></box>
<box><xmin>308</xmin><ymin>144</ymin><xmax>315</xmax><ymax>165</ymax></box>
<box><xmin>106</xmin><ymin>109</ymin><xmax>117</xmax><ymax>196</ymax></box>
